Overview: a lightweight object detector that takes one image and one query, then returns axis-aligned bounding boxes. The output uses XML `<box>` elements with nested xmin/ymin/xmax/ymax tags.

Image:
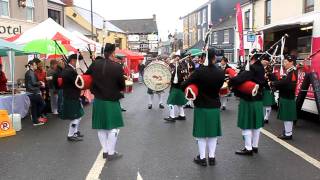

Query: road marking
<box><xmin>261</xmin><ymin>128</ymin><xmax>320</xmax><ymax>169</ymax></box>
<box><xmin>137</xmin><ymin>171</ymin><xmax>143</xmax><ymax>180</ymax></box>
<box><xmin>86</xmin><ymin>150</ymin><xmax>106</xmax><ymax>180</ymax></box>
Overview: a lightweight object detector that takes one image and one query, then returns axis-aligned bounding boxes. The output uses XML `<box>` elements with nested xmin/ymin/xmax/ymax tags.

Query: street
<box><xmin>1</xmin><ymin>83</ymin><xmax>320</xmax><ymax>180</ymax></box>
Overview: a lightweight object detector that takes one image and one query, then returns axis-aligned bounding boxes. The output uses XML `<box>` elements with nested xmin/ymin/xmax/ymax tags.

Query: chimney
<box><xmin>153</xmin><ymin>14</ymin><xmax>156</xmax><ymax>21</ymax></box>
<box><xmin>61</xmin><ymin>0</ymin><xmax>73</xmax><ymax>6</ymax></box>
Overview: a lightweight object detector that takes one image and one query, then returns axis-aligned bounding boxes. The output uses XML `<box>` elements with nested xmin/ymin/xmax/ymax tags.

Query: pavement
<box><xmin>0</xmin><ymin>83</ymin><xmax>320</xmax><ymax>180</ymax></box>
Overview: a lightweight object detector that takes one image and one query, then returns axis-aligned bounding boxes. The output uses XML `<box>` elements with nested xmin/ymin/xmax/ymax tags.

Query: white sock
<box><xmin>68</xmin><ymin>119</ymin><xmax>79</xmax><ymax>137</ymax></box>
<box><xmin>157</xmin><ymin>93</ymin><xmax>163</xmax><ymax>105</ymax></box>
<box><xmin>284</xmin><ymin>121</ymin><xmax>293</xmax><ymax>136</ymax></box>
<box><xmin>197</xmin><ymin>138</ymin><xmax>207</xmax><ymax>159</ymax></box>
<box><xmin>187</xmin><ymin>100</ymin><xmax>192</xmax><ymax>106</ymax></box>
<box><xmin>74</xmin><ymin>118</ymin><xmax>81</xmax><ymax>133</ymax></box>
<box><xmin>169</xmin><ymin>105</ymin><xmax>175</xmax><ymax>118</ymax></box>
<box><xmin>97</xmin><ymin>130</ymin><xmax>108</xmax><ymax>153</ymax></box>
<box><xmin>107</xmin><ymin>129</ymin><xmax>119</xmax><ymax>155</ymax></box>
<box><xmin>221</xmin><ymin>97</ymin><xmax>227</xmax><ymax>107</ymax></box>
<box><xmin>148</xmin><ymin>94</ymin><xmax>154</xmax><ymax>105</ymax></box>
<box><xmin>264</xmin><ymin>107</ymin><xmax>271</xmax><ymax>120</ymax></box>
<box><xmin>178</xmin><ymin>106</ymin><xmax>185</xmax><ymax>117</ymax></box>
<box><xmin>252</xmin><ymin>128</ymin><xmax>261</xmax><ymax>148</ymax></box>
<box><xmin>207</xmin><ymin>138</ymin><xmax>217</xmax><ymax>158</ymax></box>
<box><xmin>242</xmin><ymin>130</ymin><xmax>253</xmax><ymax>151</ymax></box>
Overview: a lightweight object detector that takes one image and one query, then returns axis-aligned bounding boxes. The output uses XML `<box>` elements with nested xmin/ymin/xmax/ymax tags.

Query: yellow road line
<box><xmin>86</xmin><ymin>150</ymin><xmax>106</xmax><ymax>180</ymax></box>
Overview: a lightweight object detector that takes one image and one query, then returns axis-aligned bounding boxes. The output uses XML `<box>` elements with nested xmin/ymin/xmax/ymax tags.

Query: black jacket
<box><xmin>86</xmin><ymin>58</ymin><xmax>125</xmax><ymax>101</ymax></box>
<box><xmin>25</xmin><ymin>69</ymin><xmax>41</xmax><ymax>94</ymax></box>
<box><xmin>271</xmin><ymin>68</ymin><xmax>297</xmax><ymax>100</ymax></box>
<box><xmin>170</xmin><ymin>62</ymin><xmax>187</xmax><ymax>89</ymax></box>
<box><xmin>61</xmin><ymin>65</ymin><xmax>81</xmax><ymax>100</ymax></box>
<box><xmin>229</xmin><ymin>61</ymin><xmax>265</xmax><ymax>101</ymax></box>
<box><xmin>181</xmin><ymin>65</ymin><xmax>225</xmax><ymax>108</ymax></box>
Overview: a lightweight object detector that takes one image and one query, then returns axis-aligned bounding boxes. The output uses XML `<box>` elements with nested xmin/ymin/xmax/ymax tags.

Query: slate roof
<box><xmin>110</xmin><ymin>18</ymin><xmax>158</xmax><ymax>34</ymax></box>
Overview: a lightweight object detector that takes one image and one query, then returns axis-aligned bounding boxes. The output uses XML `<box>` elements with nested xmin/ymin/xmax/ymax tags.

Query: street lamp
<box><xmin>90</xmin><ymin>0</ymin><xmax>94</xmax><ymax>40</ymax></box>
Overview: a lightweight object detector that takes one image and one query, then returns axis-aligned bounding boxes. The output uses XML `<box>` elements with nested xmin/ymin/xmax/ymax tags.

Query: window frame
<box><xmin>265</xmin><ymin>0</ymin><xmax>271</xmax><ymax>25</ymax></box>
<box><xmin>197</xmin><ymin>11</ymin><xmax>201</xmax><ymax>25</ymax></box>
<box><xmin>0</xmin><ymin>0</ymin><xmax>10</xmax><ymax>17</ymax></box>
<box><xmin>26</xmin><ymin>0</ymin><xmax>34</xmax><ymax>21</ymax></box>
<box><xmin>304</xmin><ymin>0</ymin><xmax>314</xmax><ymax>13</ymax></box>
<box><xmin>202</xmin><ymin>8</ymin><xmax>207</xmax><ymax>24</ymax></box>
<box><xmin>212</xmin><ymin>32</ymin><xmax>218</xmax><ymax>44</ymax></box>
<box><xmin>223</xmin><ymin>29</ymin><xmax>229</xmax><ymax>44</ymax></box>
<box><xmin>244</xmin><ymin>10</ymin><xmax>250</xmax><ymax>30</ymax></box>
<box><xmin>198</xmin><ymin>29</ymin><xmax>201</xmax><ymax>41</ymax></box>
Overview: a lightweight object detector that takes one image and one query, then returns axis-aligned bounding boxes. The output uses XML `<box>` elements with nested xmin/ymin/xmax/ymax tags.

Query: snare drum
<box><xmin>143</xmin><ymin>61</ymin><xmax>171</xmax><ymax>91</ymax></box>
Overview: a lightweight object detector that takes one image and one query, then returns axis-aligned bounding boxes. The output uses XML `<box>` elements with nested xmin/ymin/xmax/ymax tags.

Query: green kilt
<box><xmin>237</xmin><ymin>99</ymin><xmax>264</xmax><ymax>130</ymax></box>
<box><xmin>193</xmin><ymin>108</ymin><xmax>221</xmax><ymax>138</ymax></box>
<box><xmin>60</xmin><ymin>98</ymin><xmax>84</xmax><ymax>120</ymax></box>
<box><xmin>277</xmin><ymin>97</ymin><xmax>297</xmax><ymax>121</ymax></box>
<box><xmin>167</xmin><ymin>87</ymin><xmax>188</xmax><ymax>106</ymax></box>
<box><xmin>262</xmin><ymin>89</ymin><xmax>276</xmax><ymax>106</ymax></box>
<box><xmin>92</xmin><ymin>98</ymin><xmax>124</xmax><ymax>130</ymax></box>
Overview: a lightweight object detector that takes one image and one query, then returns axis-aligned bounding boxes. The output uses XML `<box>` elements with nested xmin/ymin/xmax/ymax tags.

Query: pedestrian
<box><xmin>46</xmin><ymin>60</ymin><xmax>59</xmax><ymax>115</ymax></box>
<box><xmin>25</xmin><ymin>59</ymin><xmax>46</xmax><ymax>126</ymax></box>
<box><xmin>0</xmin><ymin>64</ymin><xmax>7</xmax><ymax>92</ymax></box>
<box><xmin>261</xmin><ymin>56</ymin><xmax>276</xmax><ymax>124</ymax></box>
<box><xmin>229</xmin><ymin>53</ymin><xmax>265</xmax><ymax>155</ymax></box>
<box><xmin>34</xmin><ymin>60</ymin><xmax>49</xmax><ymax>118</ymax></box>
<box><xmin>219</xmin><ymin>57</ymin><xmax>231</xmax><ymax>111</ymax></box>
<box><xmin>164</xmin><ymin>51</ymin><xmax>188</xmax><ymax>122</ymax></box>
<box><xmin>182</xmin><ymin>48</ymin><xmax>225</xmax><ymax>166</ymax></box>
<box><xmin>269</xmin><ymin>55</ymin><xmax>297</xmax><ymax>140</ymax></box>
<box><xmin>60</xmin><ymin>54</ymin><xmax>84</xmax><ymax>142</ymax></box>
<box><xmin>138</xmin><ymin>60</ymin><xmax>145</xmax><ymax>84</ymax></box>
<box><xmin>86</xmin><ymin>43</ymin><xmax>125</xmax><ymax>160</ymax></box>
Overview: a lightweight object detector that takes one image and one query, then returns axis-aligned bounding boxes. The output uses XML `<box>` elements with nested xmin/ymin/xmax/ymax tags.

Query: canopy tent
<box><xmin>13</xmin><ymin>18</ymin><xmax>90</xmax><ymax>51</ymax></box>
<box><xmin>115</xmin><ymin>49</ymin><xmax>144</xmax><ymax>73</ymax></box>
<box><xmin>72</xmin><ymin>31</ymin><xmax>102</xmax><ymax>52</ymax></box>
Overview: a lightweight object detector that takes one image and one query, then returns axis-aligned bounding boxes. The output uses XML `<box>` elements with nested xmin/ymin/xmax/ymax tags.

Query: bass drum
<box><xmin>143</xmin><ymin>61</ymin><xmax>172</xmax><ymax>91</ymax></box>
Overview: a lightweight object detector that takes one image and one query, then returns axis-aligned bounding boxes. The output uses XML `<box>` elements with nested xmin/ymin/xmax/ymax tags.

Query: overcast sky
<box><xmin>73</xmin><ymin>0</ymin><xmax>208</xmax><ymax>41</ymax></box>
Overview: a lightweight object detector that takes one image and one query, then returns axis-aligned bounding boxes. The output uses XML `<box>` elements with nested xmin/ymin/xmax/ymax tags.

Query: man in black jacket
<box><xmin>229</xmin><ymin>53</ymin><xmax>265</xmax><ymax>156</ymax></box>
<box><xmin>25</xmin><ymin>59</ymin><xmax>46</xmax><ymax>126</ymax></box>
<box><xmin>182</xmin><ymin>48</ymin><xmax>225</xmax><ymax>166</ymax></box>
<box><xmin>269</xmin><ymin>55</ymin><xmax>297</xmax><ymax>140</ymax></box>
<box><xmin>61</xmin><ymin>54</ymin><xmax>84</xmax><ymax>142</ymax></box>
<box><xmin>86</xmin><ymin>43</ymin><xmax>125</xmax><ymax>160</ymax></box>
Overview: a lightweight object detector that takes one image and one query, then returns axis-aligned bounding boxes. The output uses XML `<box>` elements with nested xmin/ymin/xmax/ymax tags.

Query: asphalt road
<box><xmin>0</xmin><ymin>83</ymin><xmax>320</xmax><ymax>180</ymax></box>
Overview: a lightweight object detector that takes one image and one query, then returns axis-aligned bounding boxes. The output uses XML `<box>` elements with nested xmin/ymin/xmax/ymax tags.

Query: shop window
<box><xmin>0</xmin><ymin>0</ymin><xmax>9</xmax><ymax>17</ymax></box>
<box><xmin>304</xmin><ymin>0</ymin><xmax>314</xmax><ymax>13</ymax></box>
<box><xmin>245</xmin><ymin>10</ymin><xmax>250</xmax><ymax>30</ymax></box>
<box><xmin>26</xmin><ymin>0</ymin><xmax>34</xmax><ymax>21</ymax></box>
<box><xmin>223</xmin><ymin>30</ymin><xmax>229</xmax><ymax>43</ymax></box>
<box><xmin>212</xmin><ymin>32</ymin><xmax>218</xmax><ymax>44</ymax></box>
<box><xmin>265</xmin><ymin>0</ymin><xmax>271</xmax><ymax>25</ymax></box>
<box><xmin>48</xmin><ymin>9</ymin><xmax>61</xmax><ymax>25</ymax></box>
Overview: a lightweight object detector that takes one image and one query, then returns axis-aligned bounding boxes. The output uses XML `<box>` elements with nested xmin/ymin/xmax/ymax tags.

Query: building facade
<box><xmin>48</xmin><ymin>0</ymin><xmax>65</xmax><ymax>26</ymax></box>
<box><xmin>110</xmin><ymin>15</ymin><xmax>159</xmax><ymax>55</ymax></box>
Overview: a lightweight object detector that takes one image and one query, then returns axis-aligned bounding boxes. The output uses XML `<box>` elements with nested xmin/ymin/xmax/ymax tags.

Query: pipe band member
<box><xmin>229</xmin><ymin>53</ymin><xmax>265</xmax><ymax>156</ymax></box>
<box><xmin>269</xmin><ymin>55</ymin><xmax>297</xmax><ymax>140</ymax></box>
<box><xmin>86</xmin><ymin>43</ymin><xmax>125</xmax><ymax>160</ymax></box>
<box><xmin>219</xmin><ymin>56</ymin><xmax>231</xmax><ymax>111</ymax></box>
<box><xmin>61</xmin><ymin>54</ymin><xmax>84</xmax><ymax>142</ymax></box>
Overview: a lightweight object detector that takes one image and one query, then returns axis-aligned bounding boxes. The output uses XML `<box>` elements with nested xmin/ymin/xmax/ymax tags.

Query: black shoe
<box><xmin>184</xmin><ymin>104</ymin><xmax>193</xmax><ymax>109</ymax></box>
<box><xmin>278</xmin><ymin>134</ymin><xmax>293</xmax><ymax>140</ymax></box>
<box><xmin>107</xmin><ymin>152</ymin><xmax>123</xmax><ymax>161</ymax></box>
<box><xmin>193</xmin><ymin>155</ymin><xmax>207</xmax><ymax>166</ymax></box>
<box><xmin>264</xmin><ymin>119</ymin><xmax>269</xmax><ymax>124</ymax></box>
<box><xmin>121</xmin><ymin>108</ymin><xmax>126</xmax><ymax>112</ymax></box>
<box><xmin>148</xmin><ymin>104</ymin><xmax>152</xmax><ymax>109</ymax></box>
<box><xmin>75</xmin><ymin>131</ymin><xmax>84</xmax><ymax>138</ymax></box>
<box><xmin>164</xmin><ymin>117</ymin><xmax>176</xmax><ymax>123</ymax></box>
<box><xmin>235</xmin><ymin>148</ymin><xmax>253</xmax><ymax>156</ymax></box>
<box><xmin>221</xmin><ymin>106</ymin><xmax>226</xmax><ymax>111</ymax></box>
<box><xmin>103</xmin><ymin>152</ymin><xmax>108</xmax><ymax>159</ymax></box>
<box><xmin>159</xmin><ymin>104</ymin><xmax>165</xmax><ymax>109</ymax></box>
<box><xmin>252</xmin><ymin>147</ymin><xmax>258</xmax><ymax>153</ymax></box>
<box><xmin>67</xmin><ymin>136</ymin><xmax>83</xmax><ymax>142</ymax></box>
<box><xmin>208</xmin><ymin>157</ymin><xmax>216</xmax><ymax>166</ymax></box>
<box><xmin>175</xmin><ymin>116</ymin><xmax>186</xmax><ymax>121</ymax></box>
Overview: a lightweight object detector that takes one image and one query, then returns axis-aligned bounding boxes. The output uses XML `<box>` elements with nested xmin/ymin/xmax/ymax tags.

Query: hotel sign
<box><xmin>0</xmin><ymin>18</ymin><xmax>37</xmax><ymax>38</ymax></box>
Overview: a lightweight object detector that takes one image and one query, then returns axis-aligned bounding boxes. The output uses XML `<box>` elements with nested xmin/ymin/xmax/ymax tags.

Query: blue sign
<box><xmin>247</xmin><ymin>34</ymin><xmax>256</xmax><ymax>42</ymax></box>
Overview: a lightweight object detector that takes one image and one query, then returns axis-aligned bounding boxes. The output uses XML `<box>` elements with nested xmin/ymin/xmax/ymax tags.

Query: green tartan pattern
<box><xmin>237</xmin><ymin>99</ymin><xmax>264</xmax><ymax>129</ymax></box>
<box><xmin>60</xmin><ymin>99</ymin><xmax>84</xmax><ymax>120</ymax></box>
<box><xmin>92</xmin><ymin>98</ymin><xmax>124</xmax><ymax>130</ymax></box>
<box><xmin>262</xmin><ymin>89</ymin><xmax>276</xmax><ymax>106</ymax></box>
<box><xmin>193</xmin><ymin>108</ymin><xmax>222</xmax><ymax>138</ymax></box>
<box><xmin>167</xmin><ymin>87</ymin><xmax>188</xmax><ymax>106</ymax></box>
<box><xmin>277</xmin><ymin>97</ymin><xmax>297</xmax><ymax>121</ymax></box>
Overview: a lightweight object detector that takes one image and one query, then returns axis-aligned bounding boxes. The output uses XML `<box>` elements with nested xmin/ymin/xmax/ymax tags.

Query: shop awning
<box><xmin>115</xmin><ymin>49</ymin><xmax>144</xmax><ymax>61</ymax></box>
<box><xmin>258</xmin><ymin>11</ymin><xmax>320</xmax><ymax>32</ymax></box>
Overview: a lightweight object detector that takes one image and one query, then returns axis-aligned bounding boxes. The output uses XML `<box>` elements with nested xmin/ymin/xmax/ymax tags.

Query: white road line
<box><xmin>261</xmin><ymin>128</ymin><xmax>320</xmax><ymax>169</ymax></box>
<box><xmin>137</xmin><ymin>171</ymin><xmax>143</xmax><ymax>180</ymax></box>
<box><xmin>86</xmin><ymin>150</ymin><xmax>106</xmax><ymax>180</ymax></box>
